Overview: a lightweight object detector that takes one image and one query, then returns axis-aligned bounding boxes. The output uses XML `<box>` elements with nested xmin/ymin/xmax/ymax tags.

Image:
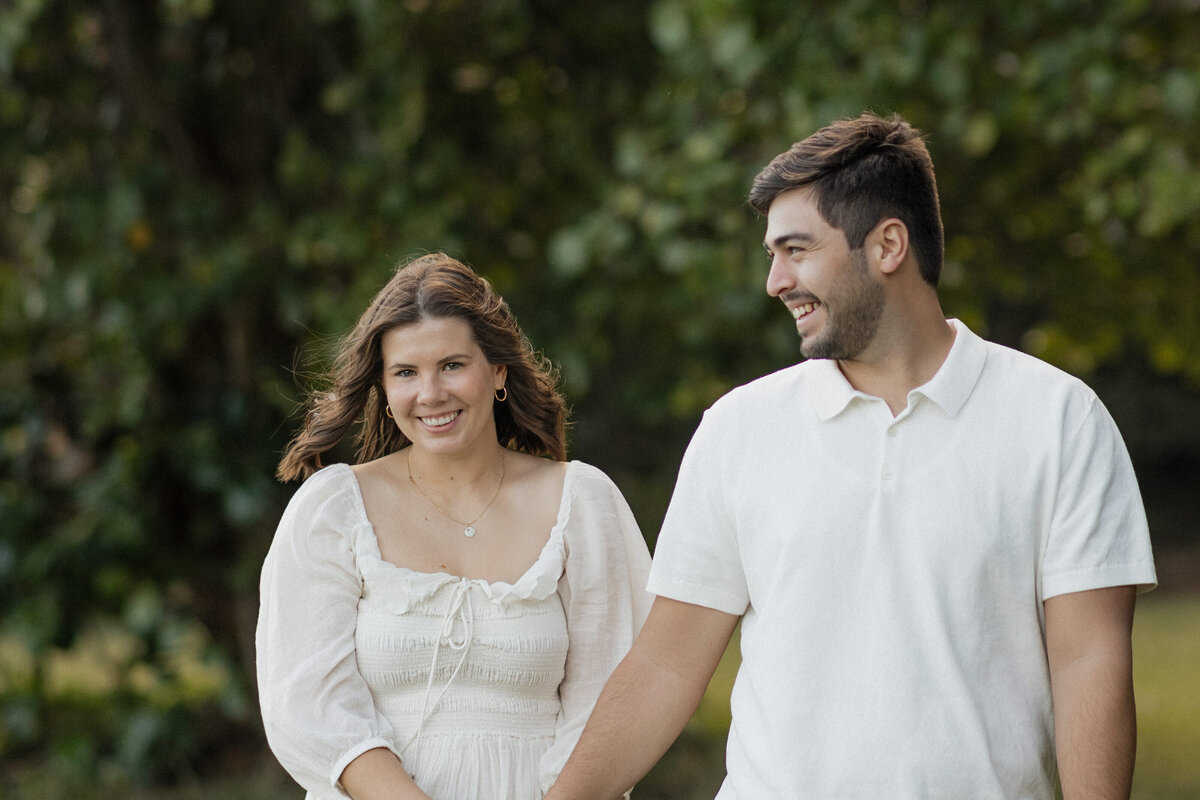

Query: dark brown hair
<box><xmin>277</xmin><ymin>253</ymin><xmax>567</xmax><ymax>481</ymax></box>
<box><xmin>749</xmin><ymin>112</ymin><xmax>944</xmax><ymax>287</ymax></box>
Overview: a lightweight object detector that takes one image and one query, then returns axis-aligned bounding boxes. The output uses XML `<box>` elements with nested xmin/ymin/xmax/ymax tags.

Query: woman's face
<box><xmin>380</xmin><ymin>316</ymin><xmax>506</xmax><ymax>459</ymax></box>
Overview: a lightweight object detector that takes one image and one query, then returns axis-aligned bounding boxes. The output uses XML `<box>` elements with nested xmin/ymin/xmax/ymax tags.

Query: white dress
<box><xmin>256</xmin><ymin>460</ymin><xmax>652</xmax><ymax>800</ymax></box>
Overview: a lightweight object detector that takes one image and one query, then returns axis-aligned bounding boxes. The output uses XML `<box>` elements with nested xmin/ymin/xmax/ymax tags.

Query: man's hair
<box><xmin>749</xmin><ymin>112</ymin><xmax>944</xmax><ymax>287</ymax></box>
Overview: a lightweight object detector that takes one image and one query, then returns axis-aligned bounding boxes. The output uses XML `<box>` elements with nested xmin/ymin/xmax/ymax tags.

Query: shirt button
<box><xmin>882</xmin><ymin>468</ymin><xmax>894</xmax><ymax>480</ymax></box>
<box><xmin>887</xmin><ymin>428</ymin><xmax>899</xmax><ymax>438</ymax></box>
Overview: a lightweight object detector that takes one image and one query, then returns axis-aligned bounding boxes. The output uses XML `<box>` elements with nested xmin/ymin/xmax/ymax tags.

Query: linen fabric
<box><xmin>647</xmin><ymin>319</ymin><xmax>1157</xmax><ymax>799</ymax></box>
<box><xmin>257</xmin><ymin>460</ymin><xmax>651</xmax><ymax>799</ymax></box>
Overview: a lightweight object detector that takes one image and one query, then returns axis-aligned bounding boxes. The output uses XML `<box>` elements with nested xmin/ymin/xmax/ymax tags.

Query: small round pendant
<box><xmin>463</xmin><ymin>526</ymin><xmax>476</xmax><ymax>538</ymax></box>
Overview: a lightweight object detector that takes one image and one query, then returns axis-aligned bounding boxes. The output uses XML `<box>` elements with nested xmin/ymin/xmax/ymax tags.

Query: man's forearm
<box><xmin>546</xmin><ymin>648</ymin><xmax>704</xmax><ymax>799</ymax></box>
<box><xmin>546</xmin><ymin>597</ymin><xmax>740</xmax><ymax>800</ymax></box>
<box><xmin>1053</xmin><ymin>650</ymin><xmax>1136</xmax><ymax>800</ymax></box>
<box><xmin>1046</xmin><ymin>585</ymin><xmax>1139</xmax><ymax>800</ymax></box>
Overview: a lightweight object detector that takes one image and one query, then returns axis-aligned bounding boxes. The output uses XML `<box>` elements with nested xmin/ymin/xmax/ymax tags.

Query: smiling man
<box><xmin>544</xmin><ymin>112</ymin><xmax>1157</xmax><ymax>800</ymax></box>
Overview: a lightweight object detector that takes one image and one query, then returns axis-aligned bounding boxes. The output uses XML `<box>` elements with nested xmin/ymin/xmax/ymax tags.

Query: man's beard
<box><xmin>800</xmin><ymin>248</ymin><xmax>885</xmax><ymax>361</ymax></box>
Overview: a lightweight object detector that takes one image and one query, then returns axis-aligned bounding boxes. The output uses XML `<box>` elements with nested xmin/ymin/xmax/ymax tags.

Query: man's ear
<box><xmin>873</xmin><ymin>218</ymin><xmax>909</xmax><ymax>276</ymax></box>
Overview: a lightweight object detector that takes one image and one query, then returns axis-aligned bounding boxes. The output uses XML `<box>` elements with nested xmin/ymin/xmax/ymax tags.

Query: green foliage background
<box><xmin>2</xmin><ymin>0</ymin><xmax>1198</xmax><ymax>787</ymax></box>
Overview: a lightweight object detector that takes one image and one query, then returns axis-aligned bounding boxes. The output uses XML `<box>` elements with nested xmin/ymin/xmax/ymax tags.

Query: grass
<box><xmin>1129</xmin><ymin>591</ymin><xmax>1200</xmax><ymax>799</ymax></box>
<box><xmin>3</xmin><ymin>592</ymin><xmax>1197</xmax><ymax>799</ymax></box>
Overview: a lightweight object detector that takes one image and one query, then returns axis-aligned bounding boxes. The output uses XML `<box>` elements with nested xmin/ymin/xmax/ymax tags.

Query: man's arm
<box><xmin>545</xmin><ymin>596</ymin><xmax>741</xmax><ymax>800</ymax></box>
<box><xmin>1045</xmin><ymin>585</ymin><xmax>1138</xmax><ymax>800</ymax></box>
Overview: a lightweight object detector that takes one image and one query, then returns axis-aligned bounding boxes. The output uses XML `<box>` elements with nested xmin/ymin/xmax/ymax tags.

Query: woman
<box><xmin>257</xmin><ymin>254</ymin><xmax>652</xmax><ymax>800</ymax></box>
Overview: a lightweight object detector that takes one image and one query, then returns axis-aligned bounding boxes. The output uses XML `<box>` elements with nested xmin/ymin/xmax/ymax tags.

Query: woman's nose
<box><xmin>417</xmin><ymin>373</ymin><xmax>445</xmax><ymax>402</ymax></box>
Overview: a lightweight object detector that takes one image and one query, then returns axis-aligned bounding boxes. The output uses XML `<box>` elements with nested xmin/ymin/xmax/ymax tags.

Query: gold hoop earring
<box><xmin>385</xmin><ymin>406</ymin><xmax>395</xmax><ymax>419</ymax></box>
<box><xmin>494</xmin><ymin>386</ymin><xmax>508</xmax><ymax>402</ymax></box>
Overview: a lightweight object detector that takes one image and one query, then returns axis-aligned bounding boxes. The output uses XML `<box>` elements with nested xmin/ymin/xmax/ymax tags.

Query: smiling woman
<box><xmin>277</xmin><ymin>254</ymin><xmax>567</xmax><ymax>478</ymax></box>
<box><xmin>379</xmin><ymin>317</ymin><xmax>506</xmax><ymax>464</ymax></box>
<box><xmin>257</xmin><ymin>254</ymin><xmax>652</xmax><ymax>800</ymax></box>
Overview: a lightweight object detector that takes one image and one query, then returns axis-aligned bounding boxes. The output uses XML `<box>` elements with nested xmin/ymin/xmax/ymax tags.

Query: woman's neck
<box><xmin>403</xmin><ymin>442</ymin><xmax>506</xmax><ymax>488</ymax></box>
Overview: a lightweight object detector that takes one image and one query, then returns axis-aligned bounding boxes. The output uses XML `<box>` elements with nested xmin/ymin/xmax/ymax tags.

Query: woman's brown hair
<box><xmin>277</xmin><ymin>253</ymin><xmax>567</xmax><ymax>481</ymax></box>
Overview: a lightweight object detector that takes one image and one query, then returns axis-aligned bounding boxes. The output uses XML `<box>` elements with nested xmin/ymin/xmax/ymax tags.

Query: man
<box><xmin>545</xmin><ymin>112</ymin><xmax>1157</xmax><ymax>799</ymax></box>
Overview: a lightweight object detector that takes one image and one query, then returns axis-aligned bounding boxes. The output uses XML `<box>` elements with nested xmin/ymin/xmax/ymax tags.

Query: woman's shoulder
<box><xmin>556</xmin><ymin>460</ymin><xmax>646</xmax><ymax>565</ymax></box>
<box><xmin>506</xmin><ymin>454</ymin><xmax>626</xmax><ymax>506</ymax></box>
<box><xmin>503</xmin><ymin>450</ymin><xmax>569</xmax><ymax>497</ymax></box>
<box><xmin>347</xmin><ymin>452</ymin><xmax>402</xmax><ymax>498</ymax></box>
<box><xmin>506</xmin><ymin>449</ymin><xmax>568</xmax><ymax>474</ymax></box>
<box><xmin>562</xmin><ymin>459</ymin><xmax>621</xmax><ymax>495</ymax></box>
<box><xmin>279</xmin><ymin>462</ymin><xmax>365</xmax><ymax>529</ymax></box>
<box><xmin>555</xmin><ymin>460</ymin><xmax>638</xmax><ymax>531</ymax></box>
<box><xmin>291</xmin><ymin>461</ymin><xmax>357</xmax><ymax>497</ymax></box>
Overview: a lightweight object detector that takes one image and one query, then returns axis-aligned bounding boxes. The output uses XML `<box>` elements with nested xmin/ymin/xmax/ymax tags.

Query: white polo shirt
<box><xmin>647</xmin><ymin>319</ymin><xmax>1156</xmax><ymax>799</ymax></box>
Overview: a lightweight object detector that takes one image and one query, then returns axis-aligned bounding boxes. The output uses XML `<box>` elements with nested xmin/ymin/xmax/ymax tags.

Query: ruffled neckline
<box><xmin>327</xmin><ymin>460</ymin><xmax>578</xmax><ymax>608</ymax></box>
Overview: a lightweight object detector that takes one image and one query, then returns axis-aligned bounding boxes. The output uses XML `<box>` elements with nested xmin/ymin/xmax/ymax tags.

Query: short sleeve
<box><xmin>647</xmin><ymin>405</ymin><xmax>750</xmax><ymax>615</ymax></box>
<box><xmin>255</xmin><ymin>466</ymin><xmax>403</xmax><ymax>797</ymax></box>
<box><xmin>538</xmin><ymin>463</ymin><xmax>653</xmax><ymax>794</ymax></box>
<box><xmin>1042</xmin><ymin>393</ymin><xmax>1157</xmax><ymax>599</ymax></box>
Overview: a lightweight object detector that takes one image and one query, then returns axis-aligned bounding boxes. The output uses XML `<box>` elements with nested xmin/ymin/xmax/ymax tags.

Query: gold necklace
<box><xmin>406</xmin><ymin>448</ymin><xmax>505</xmax><ymax>538</ymax></box>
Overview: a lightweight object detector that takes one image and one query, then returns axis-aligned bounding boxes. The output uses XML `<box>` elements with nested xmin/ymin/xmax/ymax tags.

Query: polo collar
<box><xmin>808</xmin><ymin>318</ymin><xmax>987</xmax><ymax>420</ymax></box>
<box><xmin>808</xmin><ymin>359</ymin><xmax>861</xmax><ymax>420</ymax></box>
<box><xmin>908</xmin><ymin>319</ymin><xmax>986</xmax><ymax>417</ymax></box>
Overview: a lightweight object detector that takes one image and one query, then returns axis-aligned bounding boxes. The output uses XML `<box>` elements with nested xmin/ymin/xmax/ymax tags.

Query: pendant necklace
<box><xmin>406</xmin><ymin>448</ymin><xmax>505</xmax><ymax>538</ymax></box>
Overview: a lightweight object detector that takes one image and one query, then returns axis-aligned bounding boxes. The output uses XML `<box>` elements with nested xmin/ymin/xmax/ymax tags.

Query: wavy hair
<box><xmin>748</xmin><ymin>112</ymin><xmax>944</xmax><ymax>287</ymax></box>
<box><xmin>277</xmin><ymin>253</ymin><xmax>567</xmax><ymax>481</ymax></box>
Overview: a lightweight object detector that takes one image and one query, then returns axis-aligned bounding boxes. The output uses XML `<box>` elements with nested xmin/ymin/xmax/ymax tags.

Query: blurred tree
<box><xmin>1</xmin><ymin>0</ymin><xmax>1197</xmax><ymax>784</ymax></box>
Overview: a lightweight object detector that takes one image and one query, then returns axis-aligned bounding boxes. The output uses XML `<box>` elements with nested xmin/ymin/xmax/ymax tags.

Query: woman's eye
<box><xmin>443</xmin><ymin>361</ymin><xmax>463</xmax><ymax>371</ymax></box>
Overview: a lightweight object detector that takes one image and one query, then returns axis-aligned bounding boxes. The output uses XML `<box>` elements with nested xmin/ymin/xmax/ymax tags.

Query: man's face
<box><xmin>763</xmin><ymin>189</ymin><xmax>884</xmax><ymax>361</ymax></box>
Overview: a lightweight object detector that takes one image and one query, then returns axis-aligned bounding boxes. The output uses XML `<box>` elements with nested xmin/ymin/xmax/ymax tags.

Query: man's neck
<box><xmin>837</xmin><ymin>315</ymin><xmax>957</xmax><ymax>416</ymax></box>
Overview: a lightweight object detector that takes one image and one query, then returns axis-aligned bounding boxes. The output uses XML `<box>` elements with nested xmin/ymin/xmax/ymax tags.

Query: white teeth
<box><xmin>422</xmin><ymin>411</ymin><xmax>459</xmax><ymax>426</ymax></box>
<box><xmin>791</xmin><ymin>302</ymin><xmax>819</xmax><ymax>319</ymax></box>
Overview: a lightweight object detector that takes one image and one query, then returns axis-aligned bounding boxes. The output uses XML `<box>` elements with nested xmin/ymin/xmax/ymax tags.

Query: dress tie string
<box><xmin>404</xmin><ymin>577</ymin><xmax>475</xmax><ymax>767</ymax></box>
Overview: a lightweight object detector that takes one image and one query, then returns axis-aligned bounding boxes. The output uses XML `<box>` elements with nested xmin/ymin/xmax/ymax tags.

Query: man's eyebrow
<box><xmin>765</xmin><ymin>232</ymin><xmax>817</xmax><ymax>249</ymax></box>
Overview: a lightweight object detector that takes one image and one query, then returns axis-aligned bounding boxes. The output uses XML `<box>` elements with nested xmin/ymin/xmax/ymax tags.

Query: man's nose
<box><xmin>765</xmin><ymin>255</ymin><xmax>794</xmax><ymax>298</ymax></box>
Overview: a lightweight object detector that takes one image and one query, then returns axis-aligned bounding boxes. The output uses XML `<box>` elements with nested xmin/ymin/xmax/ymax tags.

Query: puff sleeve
<box><xmin>256</xmin><ymin>465</ymin><xmax>403</xmax><ymax>798</ymax></box>
<box><xmin>538</xmin><ymin>462</ymin><xmax>653</xmax><ymax>794</ymax></box>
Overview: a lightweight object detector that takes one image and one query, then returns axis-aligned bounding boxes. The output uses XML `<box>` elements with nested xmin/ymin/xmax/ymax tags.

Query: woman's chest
<box><xmin>355</xmin><ymin>583</ymin><xmax>570</xmax><ymax>694</ymax></box>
